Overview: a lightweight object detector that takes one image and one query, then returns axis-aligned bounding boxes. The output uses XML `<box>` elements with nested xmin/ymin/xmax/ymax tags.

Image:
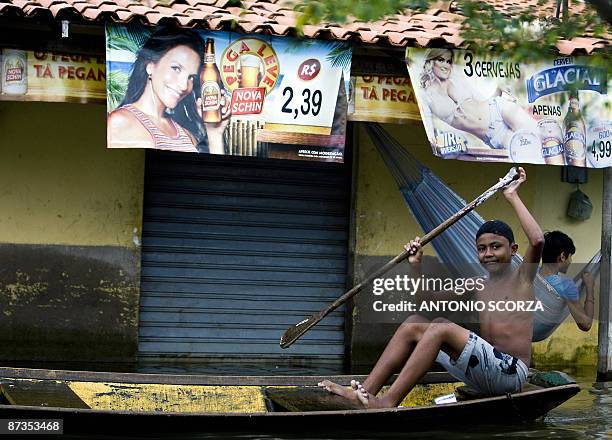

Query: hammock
<box><xmin>365</xmin><ymin>123</ymin><xmax>600</xmax><ymax>342</ymax></box>
<box><xmin>535</xmin><ymin>250</ymin><xmax>601</xmax><ymax>341</ymax></box>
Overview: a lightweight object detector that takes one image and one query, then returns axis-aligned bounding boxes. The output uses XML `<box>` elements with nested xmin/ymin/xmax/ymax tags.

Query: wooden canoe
<box><xmin>0</xmin><ymin>367</ymin><xmax>579</xmax><ymax>434</ymax></box>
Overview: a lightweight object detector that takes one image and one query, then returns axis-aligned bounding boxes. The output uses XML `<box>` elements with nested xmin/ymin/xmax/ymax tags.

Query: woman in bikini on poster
<box><xmin>419</xmin><ymin>48</ymin><xmax>542</xmax><ymax>162</ymax></box>
<box><xmin>107</xmin><ymin>29</ymin><xmax>230</xmax><ymax>154</ymax></box>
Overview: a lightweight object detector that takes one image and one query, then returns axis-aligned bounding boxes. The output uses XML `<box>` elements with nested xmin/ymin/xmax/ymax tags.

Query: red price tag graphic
<box><xmin>298</xmin><ymin>58</ymin><xmax>321</xmax><ymax>81</ymax></box>
<box><xmin>230</xmin><ymin>87</ymin><xmax>265</xmax><ymax>116</ymax></box>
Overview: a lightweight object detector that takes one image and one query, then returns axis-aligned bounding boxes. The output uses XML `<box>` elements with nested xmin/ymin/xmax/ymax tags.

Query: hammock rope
<box><xmin>365</xmin><ymin>123</ymin><xmax>600</xmax><ymax>341</ymax></box>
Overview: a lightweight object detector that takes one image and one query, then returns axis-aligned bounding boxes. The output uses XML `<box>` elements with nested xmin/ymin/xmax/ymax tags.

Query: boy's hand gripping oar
<box><xmin>280</xmin><ymin>167</ymin><xmax>520</xmax><ymax>349</ymax></box>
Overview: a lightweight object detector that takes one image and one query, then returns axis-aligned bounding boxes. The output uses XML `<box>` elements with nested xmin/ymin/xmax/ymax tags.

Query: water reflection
<box><xmin>136</xmin><ymin>362</ymin><xmax>343</xmax><ymax>376</ymax></box>
<box><xmin>0</xmin><ymin>360</ymin><xmax>344</xmax><ymax>376</ymax></box>
<box><xmin>544</xmin><ymin>378</ymin><xmax>611</xmax><ymax>439</ymax></box>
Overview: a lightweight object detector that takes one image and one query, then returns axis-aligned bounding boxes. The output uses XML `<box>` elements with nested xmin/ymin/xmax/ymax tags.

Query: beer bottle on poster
<box><xmin>563</xmin><ymin>91</ymin><xmax>587</xmax><ymax>167</ymax></box>
<box><xmin>200</xmin><ymin>38</ymin><xmax>222</xmax><ymax>123</ymax></box>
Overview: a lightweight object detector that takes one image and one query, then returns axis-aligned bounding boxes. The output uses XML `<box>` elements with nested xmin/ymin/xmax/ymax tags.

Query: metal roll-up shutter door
<box><xmin>138</xmin><ymin>150</ymin><xmax>350</xmax><ymax>366</ymax></box>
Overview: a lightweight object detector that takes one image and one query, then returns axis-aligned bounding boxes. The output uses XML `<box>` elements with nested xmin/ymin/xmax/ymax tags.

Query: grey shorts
<box><xmin>436</xmin><ymin>332</ymin><xmax>528</xmax><ymax>396</ymax></box>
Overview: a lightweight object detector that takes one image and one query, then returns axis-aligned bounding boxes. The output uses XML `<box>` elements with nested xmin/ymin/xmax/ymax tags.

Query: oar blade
<box><xmin>280</xmin><ymin>314</ymin><xmax>319</xmax><ymax>349</ymax></box>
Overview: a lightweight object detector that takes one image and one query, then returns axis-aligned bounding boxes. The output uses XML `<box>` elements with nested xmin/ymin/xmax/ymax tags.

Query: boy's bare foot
<box><xmin>318</xmin><ymin>380</ymin><xmax>392</xmax><ymax>409</ymax></box>
<box><xmin>355</xmin><ymin>383</ymin><xmax>391</xmax><ymax>408</ymax></box>
<box><xmin>350</xmin><ymin>381</ymin><xmax>372</xmax><ymax>404</ymax></box>
<box><xmin>355</xmin><ymin>383</ymin><xmax>370</xmax><ymax>404</ymax></box>
<box><xmin>319</xmin><ymin>380</ymin><xmax>368</xmax><ymax>407</ymax></box>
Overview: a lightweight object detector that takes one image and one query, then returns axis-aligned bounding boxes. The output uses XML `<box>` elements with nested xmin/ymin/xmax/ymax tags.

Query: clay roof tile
<box><xmin>0</xmin><ymin>0</ymin><xmax>605</xmax><ymax>54</ymax></box>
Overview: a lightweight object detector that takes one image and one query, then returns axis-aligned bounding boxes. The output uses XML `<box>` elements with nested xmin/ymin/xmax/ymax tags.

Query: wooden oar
<box><xmin>280</xmin><ymin>167</ymin><xmax>520</xmax><ymax>349</ymax></box>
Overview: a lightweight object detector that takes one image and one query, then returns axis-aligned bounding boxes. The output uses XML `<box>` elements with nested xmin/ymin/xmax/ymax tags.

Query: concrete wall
<box><xmin>0</xmin><ymin>101</ymin><xmax>144</xmax><ymax>363</ymax></box>
<box><xmin>351</xmin><ymin>121</ymin><xmax>602</xmax><ymax>371</ymax></box>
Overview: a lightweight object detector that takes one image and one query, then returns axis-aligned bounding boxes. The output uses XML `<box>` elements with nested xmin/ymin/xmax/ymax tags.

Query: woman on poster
<box><xmin>419</xmin><ymin>49</ymin><xmax>540</xmax><ymax>159</ymax></box>
<box><xmin>107</xmin><ymin>28</ymin><xmax>229</xmax><ymax>154</ymax></box>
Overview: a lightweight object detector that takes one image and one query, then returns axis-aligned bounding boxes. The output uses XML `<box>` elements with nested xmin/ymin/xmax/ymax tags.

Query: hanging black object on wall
<box><xmin>567</xmin><ymin>187</ymin><xmax>593</xmax><ymax>220</ymax></box>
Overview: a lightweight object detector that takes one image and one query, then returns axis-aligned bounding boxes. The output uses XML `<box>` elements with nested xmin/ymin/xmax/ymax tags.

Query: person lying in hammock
<box><xmin>319</xmin><ymin>167</ymin><xmax>544</xmax><ymax>408</ymax></box>
<box><xmin>534</xmin><ymin>230</ymin><xmax>595</xmax><ymax>341</ymax></box>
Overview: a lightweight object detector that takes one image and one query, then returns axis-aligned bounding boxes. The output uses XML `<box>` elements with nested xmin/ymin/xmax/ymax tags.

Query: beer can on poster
<box><xmin>509</xmin><ymin>130</ymin><xmax>544</xmax><ymax>164</ymax></box>
<box><xmin>1</xmin><ymin>49</ymin><xmax>28</xmax><ymax>95</ymax></box>
<box><xmin>537</xmin><ymin>119</ymin><xmax>565</xmax><ymax>165</ymax></box>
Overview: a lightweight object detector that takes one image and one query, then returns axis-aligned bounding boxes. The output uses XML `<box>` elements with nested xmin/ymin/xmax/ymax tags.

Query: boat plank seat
<box><xmin>0</xmin><ymin>380</ymin><xmax>89</xmax><ymax>409</ymax></box>
<box><xmin>265</xmin><ymin>387</ymin><xmax>362</xmax><ymax>412</ymax></box>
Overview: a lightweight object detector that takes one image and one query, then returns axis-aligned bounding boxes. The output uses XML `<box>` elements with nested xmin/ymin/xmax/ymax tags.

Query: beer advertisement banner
<box><xmin>348</xmin><ymin>74</ymin><xmax>421</xmax><ymax>123</ymax></box>
<box><xmin>0</xmin><ymin>49</ymin><xmax>105</xmax><ymax>103</ymax></box>
<box><xmin>405</xmin><ymin>48</ymin><xmax>611</xmax><ymax>168</ymax></box>
<box><xmin>106</xmin><ymin>23</ymin><xmax>352</xmax><ymax>162</ymax></box>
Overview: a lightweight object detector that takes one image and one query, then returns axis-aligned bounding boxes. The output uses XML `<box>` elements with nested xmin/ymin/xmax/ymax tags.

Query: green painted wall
<box><xmin>0</xmin><ymin>102</ymin><xmax>144</xmax><ymax>247</ymax></box>
<box><xmin>0</xmin><ymin>101</ymin><xmax>145</xmax><ymax>364</ymax></box>
<box><xmin>352</xmin><ymin>121</ymin><xmax>602</xmax><ymax>369</ymax></box>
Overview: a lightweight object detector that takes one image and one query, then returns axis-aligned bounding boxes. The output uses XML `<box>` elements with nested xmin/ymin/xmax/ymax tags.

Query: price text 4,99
<box><xmin>591</xmin><ymin>140</ymin><xmax>612</xmax><ymax>161</ymax></box>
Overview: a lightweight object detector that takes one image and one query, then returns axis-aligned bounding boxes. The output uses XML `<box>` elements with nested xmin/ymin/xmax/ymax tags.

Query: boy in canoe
<box><xmin>319</xmin><ymin>167</ymin><xmax>544</xmax><ymax>408</ymax></box>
